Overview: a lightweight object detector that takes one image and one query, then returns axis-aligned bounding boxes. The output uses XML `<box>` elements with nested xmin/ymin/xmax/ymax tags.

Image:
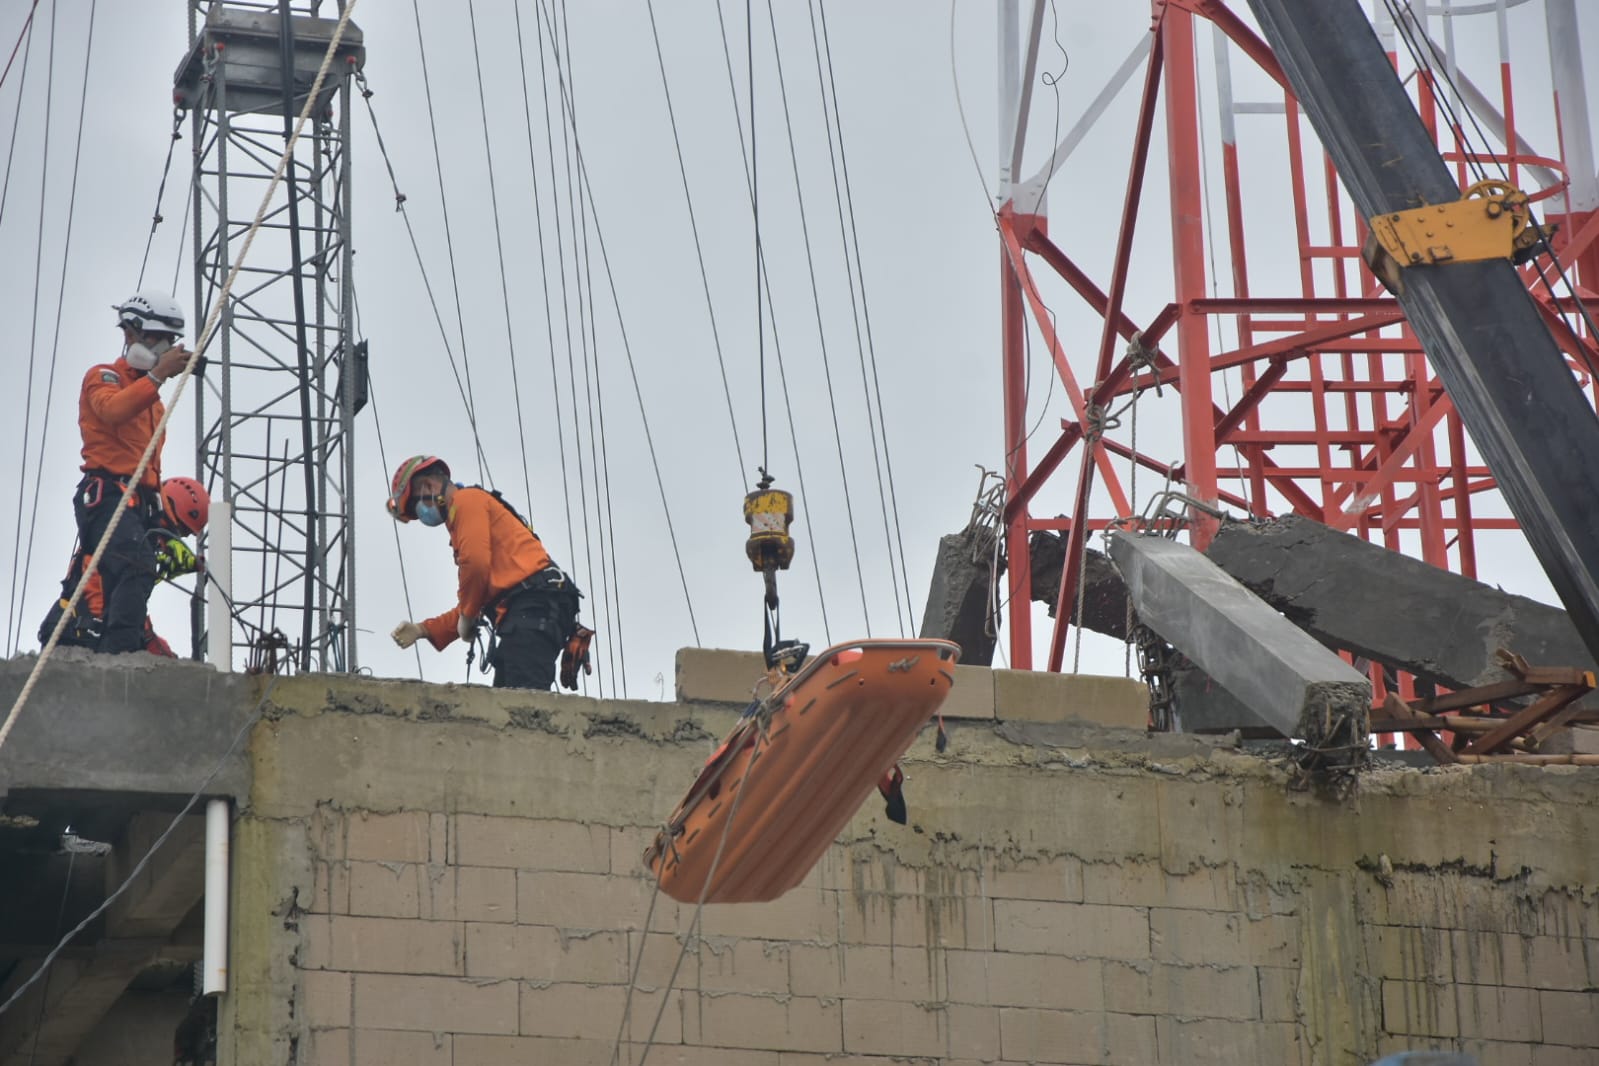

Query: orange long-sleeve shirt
<box><xmin>421</xmin><ymin>486</ymin><xmax>551</xmax><ymax>649</ymax></box>
<box><xmin>79</xmin><ymin>357</ymin><xmax>164</xmax><ymax>488</ymax></box>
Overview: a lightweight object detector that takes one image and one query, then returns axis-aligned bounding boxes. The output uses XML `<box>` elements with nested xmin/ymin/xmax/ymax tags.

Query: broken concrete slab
<box><xmin>1108</xmin><ymin>531</ymin><xmax>1369</xmax><ymax>766</ymax></box>
<box><xmin>918</xmin><ymin>531</ymin><xmax>998</xmax><ymax>666</ymax></box>
<box><xmin>1205</xmin><ymin>516</ymin><xmax>1598</xmax><ymax>692</ymax></box>
<box><xmin>1027</xmin><ymin>533</ymin><xmax>1132</xmax><ymax>638</ymax></box>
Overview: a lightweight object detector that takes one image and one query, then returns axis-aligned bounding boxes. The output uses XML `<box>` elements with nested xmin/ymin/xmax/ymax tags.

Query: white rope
<box><xmin>0</xmin><ymin>0</ymin><xmax>358</xmax><ymax>758</ymax></box>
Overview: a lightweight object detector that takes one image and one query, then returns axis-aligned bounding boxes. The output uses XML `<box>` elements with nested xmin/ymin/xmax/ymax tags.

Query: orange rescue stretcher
<box><xmin>644</xmin><ymin>638</ymin><xmax>959</xmax><ymax>904</ymax></box>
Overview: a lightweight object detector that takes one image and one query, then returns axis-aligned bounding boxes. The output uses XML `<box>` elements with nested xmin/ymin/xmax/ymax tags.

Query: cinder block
<box><xmin>683</xmin><ymin>991</ymin><xmax>842</xmax><ymax>1053</ymax></box>
<box><xmin>1381</xmin><ymin>977</ymin><xmax>1460</xmax><ymax>1038</ymax></box>
<box><xmin>344</xmin><ymin>811</ymin><xmax>430</xmax><ymax>863</ymax></box>
<box><xmin>314</xmin><ymin>915</ymin><xmax>461</xmax><ymax>976</ymax></box>
<box><xmin>998</xmin><ymin>1007</ymin><xmax>1157</xmax><ymax>1065</ymax></box>
<box><xmin>698</xmin><ymin>888</ymin><xmax>841</xmax><ymax>944</ymax></box>
<box><xmin>1150</xmin><ymin>909</ymin><xmax>1298</xmax><ymax>969</ymax></box>
<box><xmin>841</xmin><ymin>890</ymin><xmax>992</xmax><ymax>950</ymax></box>
<box><xmin>520</xmin><ymin>982</ymin><xmax>681</xmax><ymax>1043</ymax></box>
<box><xmin>941</xmin><ymin>664</ymin><xmax>997</xmax><ymax>721</ymax></box>
<box><xmin>455</xmin><ymin>814</ymin><xmax>610</xmax><ymax>873</ymax></box>
<box><xmin>945</xmin><ymin>949</ymin><xmax>1101</xmax><ymax>1011</ymax></box>
<box><xmin>347</xmin><ymin>861</ymin><xmax>420</xmax><ymax>919</ymax></box>
<box><xmin>985</xmin><ymin>856</ymin><xmax>1085</xmax><ymax>903</ymax></box>
<box><xmin>841</xmin><ymin>999</ymin><xmax>947</xmax><ymax>1058</ymax></box>
<box><xmin>300</xmin><ymin>969</ymin><xmax>351</xmax><ymax>1030</ymax></box>
<box><xmin>352</xmin><ymin>973</ymin><xmax>518</xmax><ymax>1035</ymax></box>
<box><xmin>692</xmin><ymin>935</ymin><xmax>792</xmax><ymax>996</ymax></box>
<box><xmin>1081</xmin><ymin>859</ymin><xmax>1238</xmax><ymax>911</ymax></box>
<box><xmin>789</xmin><ymin>943</ymin><xmax>943</xmax><ymax>1002</ymax></box>
<box><xmin>465</xmin><ymin>922</ymin><xmax>626</xmax><ymax>984</ymax></box>
<box><xmin>1541</xmin><ymin>987</ymin><xmax>1599</xmax><ymax>1047</ymax></box>
<box><xmin>1371</xmin><ymin>924</ymin><xmax>1454</xmax><ymax>984</ymax></box>
<box><xmin>624</xmin><ymin>930</ymin><xmax>703</xmax><ymax>991</ymax></box>
<box><xmin>1257</xmin><ymin>966</ymin><xmax>1299</xmax><ymax>1023</ymax></box>
<box><xmin>1154</xmin><ymin>1017</ymin><xmax>1308</xmax><ymax>1066</ymax></box>
<box><xmin>302</xmin><ymin>1028</ymin><xmax>352</xmax><ymax>1066</ymax></box>
<box><xmin>448</xmin><ymin>1036</ymin><xmax>607</xmax><ymax>1066</ymax></box>
<box><xmin>1531</xmin><ymin>1041</ymin><xmax>1596</xmax><ymax>1066</ymax></box>
<box><xmin>676</xmin><ymin>648</ymin><xmax>768</xmax><ymax>705</ymax></box>
<box><xmin>992</xmin><ymin>670</ymin><xmax>1147</xmax><ymax>729</ymax></box>
<box><xmin>351</xmin><ymin>1028</ymin><xmax>451</xmax><ymax>1066</ymax></box>
<box><xmin>1454</xmin><ymin>983</ymin><xmax>1540</xmax><ymax>1043</ymax></box>
<box><xmin>517</xmin><ymin>870</ymin><xmax>677</xmax><ymax>931</ymax></box>
<box><xmin>311</xmin><ymin>861</ymin><xmax>350</xmax><ymax>916</ymax></box>
<box><xmin>991</xmin><ymin>900</ymin><xmax>1149</xmax><ymax>960</ymax></box>
<box><xmin>422</xmin><ymin>864</ymin><xmax>516</xmax><ymax>923</ymax></box>
<box><xmin>1102</xmin><ymin>960</ymin><xmax>1257</xmax><ymax>1019</ymax></box>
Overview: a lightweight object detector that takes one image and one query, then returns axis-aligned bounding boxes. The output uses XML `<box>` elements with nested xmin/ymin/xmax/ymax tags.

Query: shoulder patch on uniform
<box><xmin>99</xmin><ymin>370</ymin><xmax>120</xmax><ymax>384</ymax></box>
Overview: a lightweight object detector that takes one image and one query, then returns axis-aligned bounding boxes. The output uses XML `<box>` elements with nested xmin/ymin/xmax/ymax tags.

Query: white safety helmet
<box><xmin>113</xmin><ymin>291</ymin><xmax>185</xmax><ymax>337</ymax></box>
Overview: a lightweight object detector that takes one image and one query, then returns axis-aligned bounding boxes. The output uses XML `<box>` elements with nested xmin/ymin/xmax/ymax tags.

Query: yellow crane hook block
<box><xmin>1362</xmin><ymin>179</ymin><xmax>1540</xmax><ymax>295</ymax></box>
<box><xmin>744</xmin><ymin>480</ymin><xmax>795</xmax><ymax>573</ymax></box>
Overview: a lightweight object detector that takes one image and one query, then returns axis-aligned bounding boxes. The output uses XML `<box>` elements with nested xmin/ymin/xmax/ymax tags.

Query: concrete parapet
<box><xmin>993</xmin><ymin>669</ymin><xmax>1147</xmax><ymax>729</ymax></box>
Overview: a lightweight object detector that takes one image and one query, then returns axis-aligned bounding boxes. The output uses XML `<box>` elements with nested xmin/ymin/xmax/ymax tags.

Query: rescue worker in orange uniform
<box><xmin>76</xmin><ymin>292</ymin><xmax>192</xmax><ymax>653</ymax></box>
<box><xmin>41</xmin><ymin>476</ymin><xmax>210</xmax><ymax>657</ymax></box>
<box><xmin>387</xmin><ymin>455</ymin><xmax>591</xmax><ymax>690</ymax></box>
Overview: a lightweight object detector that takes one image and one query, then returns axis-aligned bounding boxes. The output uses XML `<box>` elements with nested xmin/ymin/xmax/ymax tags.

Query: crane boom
<box><xmin>1245</xmin><ymin>0</ymin><xmax>1599</xmax><ymax>665</ymax></box>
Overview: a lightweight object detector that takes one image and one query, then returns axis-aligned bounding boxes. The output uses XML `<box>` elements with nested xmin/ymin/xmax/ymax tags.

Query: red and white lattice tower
<box><xmin>997</xmin><ymin>0</ymin><xmax>1599</xmax><ymax>699</ymax></box>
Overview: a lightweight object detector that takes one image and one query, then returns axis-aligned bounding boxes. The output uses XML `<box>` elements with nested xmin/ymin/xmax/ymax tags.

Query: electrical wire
<box><xmin>0</xmin><ymin>1</ymin><xmax>36</xmax><ymax>235</ymax></box>
<box><xmin>643</xmin><ymin>0</ymin><xmax>749</xmax><ymax>487</ymax></box>
<box><xmin>0</xmin><ymin>1</ymin><xmax>40</xmax><ymax>94</ymax></box>
<box><xmin>536</xmin><ymin>0</ymin><xmax>701</xmax><ymax>645</ymax></box>
<box><xmin>761</xmin><ymin>0</ymin><xmax>874</xmax><ymax>632</ymax></box>
<box><xmin>136</xmin><ymin>110</ymin><xmax>183</xmax><ymax>290</ymax></box>
<box><xmin>16</xmin><ymin>0</ymin><xmax>93</xmax><ymax>662</ymax></box>
<box><xmin>7</xmin><ymin>0</ymin><xmax>55</xmax><ymax>658</ymax></box>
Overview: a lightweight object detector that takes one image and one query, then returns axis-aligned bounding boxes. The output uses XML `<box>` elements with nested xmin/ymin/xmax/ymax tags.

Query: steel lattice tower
<box><xmin>996</xmin><ymin>0</ymin><xmax>1599</xmax><ymax>701</ymax></box>
<box><xmin>177</xmin><ymin>1</ymin><xmax>365</xmax><ymax>672</ymax></box>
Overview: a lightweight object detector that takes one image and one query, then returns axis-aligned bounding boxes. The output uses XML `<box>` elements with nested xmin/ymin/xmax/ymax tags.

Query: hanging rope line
<box><xmin>537</xmin><ymin>0</ymin><xmax>701</xmax><ymax>645</ymax></box>
<box><xmin>809</xmin><ymin>0</ymin><xmax>917</xmax><ymax>636</ymax></box>
<box><xmin>714</xmin><ymin>0</ymin><xmax>833</xmax><ymax>644</ymax></box>
<box><xmin>5</xmin><ymin>0</ymin><xmax>52</xmax><ymax>657</ymax></box>
<box><xmin>749</xmin><ymin>0</ymin><xmax>767</xmax><ymax>477</ymax></box>
<box><xmin>0</xmin><ymin>1</ymin><xmax>40</xmax><ymax>94</ymax></box>
<box><xmin>509</xmin><ymin>0</ymin><xmax>579</xmax><ymax>610</ymax></box>
<box><xmin>465</xmin><ymin>0</ymin><xmax>536</xmax><ymax>524</ymax></box>
<box><xmin>136</xmin><ymin>110</ymin><xmax>183</xmax><ymax>289</ymax></box>
<box><xmin>643</xmin><ymin>0</ymin><xmax>749</xmax><ymax>487</ymax></box>
<box><xmin>408</xmin><ymin>0</ymin><xmax>490</xmax><ymax>483</ymax></box>
<box><xmin>761</xmin><ymin>0</ymin><xmax>874</xmax><ymax>631</ymax></box>
<box><xmin>0</xmin><ymin>4</ymin><xmax>36</xmax><ymax>236</ymax></box>
<box><xmin>356</xmin><ymin>77</ymin><xmax>496</xmax><ymax>488</ymax></box>
<box><xmin>0</xmin><ymin>0</ymin><xmax>358</xmax><ymax>759</ymax></box>
<box><xmin>14</xmin><ymin>0</ymin><xmax>93</xmax><ymax>660</ymax></box>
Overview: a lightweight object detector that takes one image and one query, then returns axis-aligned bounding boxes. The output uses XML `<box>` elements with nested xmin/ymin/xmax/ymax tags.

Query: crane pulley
<box><xmin>743</xmin><ymin>470</ymin><xmax>806</xmax><ymax>677</ymax></box>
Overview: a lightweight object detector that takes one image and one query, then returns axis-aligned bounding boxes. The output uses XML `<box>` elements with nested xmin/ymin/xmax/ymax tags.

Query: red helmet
<box><xmin>387</xmin><ymin>455</ymin><xmax>450</xmax><ymax>522</ymax></box>
<box><xmin>160</xmin><ymin>477</ymin><xmax>210</xmax><ymax>535</ymax></box>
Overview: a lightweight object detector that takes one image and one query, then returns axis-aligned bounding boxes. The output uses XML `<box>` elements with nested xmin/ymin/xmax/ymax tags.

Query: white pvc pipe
<box><xmin>203</xmin><ymin>797</ymin><xmax>230</xmax><ymax>996</ymax></box>
<box><xmin>207</xmin><ymin>500</ymin><xmax>232</xmax><ymax>672</ymax></box>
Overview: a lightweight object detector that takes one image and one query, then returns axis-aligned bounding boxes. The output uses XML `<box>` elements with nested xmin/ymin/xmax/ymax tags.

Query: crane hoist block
<box><xmin>1361</xmin><ymin>180</ymin><xmax>1538</xmax><ymax>295</ymax></box>
<box><xmin>744</xmin><ymin>486</ymin><xmax>795</xmax><ymax>573</ymax></box>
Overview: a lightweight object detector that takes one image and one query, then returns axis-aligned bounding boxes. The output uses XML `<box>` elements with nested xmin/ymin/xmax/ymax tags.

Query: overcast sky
<box><xmin>1</xmin><ymin>1</ymin><xmax>1593</xmax><ymax>699</ymax></box>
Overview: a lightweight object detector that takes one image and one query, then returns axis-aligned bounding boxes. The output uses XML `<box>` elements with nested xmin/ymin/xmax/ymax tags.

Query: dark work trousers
<box><xmin>488</xmin><ymin>568</ymin><xmax>581</xmax><ymax>690</ymax></box>
<box><xmin>73</xmin><ymin>473</ymin><xmax>158</xmax><ymax>654</ymax></box>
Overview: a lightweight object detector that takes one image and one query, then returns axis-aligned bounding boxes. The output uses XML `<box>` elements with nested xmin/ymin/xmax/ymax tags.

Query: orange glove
<box><xmin>560</xmin><ymin>625</ymin><xmax>595</xmax><ymax>690</ymax></box>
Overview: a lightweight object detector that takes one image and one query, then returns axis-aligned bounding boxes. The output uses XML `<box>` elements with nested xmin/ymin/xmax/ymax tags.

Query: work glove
<box><xmin>391</xmin><ymin>621</ymin><xmax>427</xmax><ymax>649</ymax></box>
<box><xmin>457</xmin><ymin>615</ymin><xmax>477</xmax><ymax>642</ymax></box>
<box><xmin>155</xmin><ymin>538</ymin><xmax>199</xmax><ymax>581</ymax></box>
<box><xmin>560</xmin><ymin>625</ymin><xmax>596</xmax><ymax>690</ymax></box>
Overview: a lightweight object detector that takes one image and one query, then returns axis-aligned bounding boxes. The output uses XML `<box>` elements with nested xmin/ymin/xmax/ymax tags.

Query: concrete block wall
<box><xmin>221</xmin><ymin>655</ymin><xmax>1599</xmax><ymax>1065</ymax></box>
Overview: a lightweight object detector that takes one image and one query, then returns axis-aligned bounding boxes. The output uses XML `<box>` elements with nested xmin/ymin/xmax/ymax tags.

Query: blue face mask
<box><xmin>415</xmin><ymin>499</ymin><xmax>445</xmax><ymax>527</ymax></box>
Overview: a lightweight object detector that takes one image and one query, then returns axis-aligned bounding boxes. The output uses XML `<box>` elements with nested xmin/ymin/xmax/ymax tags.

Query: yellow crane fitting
<box><xmin>1362</xmin><ymin>179</ymin><xmax>1540</xmax><ymax>295</ymax></box>
<box><xmin>744</xmin><ymin>477</ymin><xmax>795</xmax><ymax>574</ymax></box>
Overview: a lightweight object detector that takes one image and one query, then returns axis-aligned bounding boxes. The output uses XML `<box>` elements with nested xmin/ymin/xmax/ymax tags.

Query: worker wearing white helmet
<box><xmin>70</xmin><ymin>292</ymin><xmax>193</xmax><ymax>653</ymax></box>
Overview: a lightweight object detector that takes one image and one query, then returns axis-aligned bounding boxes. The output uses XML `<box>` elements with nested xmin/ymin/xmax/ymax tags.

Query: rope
<box><xmin>5</xmin><ymin>0</ymin><xmax>53</xmax><ymax>657</ymax></box>
<box><xmin>0</xmin><ymin>0</ymin><xmax>39</xmax><ymax>94</ymax></box>
<box><xmin>0</xmin><ymin>0</ymin><xmax>358</xmax><ymax>759</ymax></box>
<box><xmin>761</xmin><ymin>0</ymin><xmax>873</xmax><ymax>632</ymax></box>
<box><xmin>13</xmin><ymin>0</ymin><xmax>93</xmax><ymax>659</ymax></box>
<box><xmin>136</xmin><ymin>110</ymin><xmax>183</xmax><ymax>289</ymax></box>
<box><xmin>750</xmin><ymin>0</ymin><xmax>766</xmax><ymax>476</ymax></box>
<box><xmin>714</xmin><ymin>0</ymin><xmax>833</xmax><ymax>644</ymax></box>
<box><xmin>509</xmin><ymin>0</ymin><xmax>579</xmax><ymax>601</ymax></box>
<box><xmin>408</xmin><ymin>0</ymin><xmax>490</xmax><ymax>482</ymax></box>
<box><xmin>644</xmin><ymin>0</ymin><xmax>749</xmax><ymax>487</ymax></box>
<box><xmin>536</xmin><ymin>0</ymin><xmax>701</xmax><ymax>645</ymax></box>
<box><xmin>0</xmin><ymin>675</ymin><xmax>281</xmax><ymax>1021</ymax></box>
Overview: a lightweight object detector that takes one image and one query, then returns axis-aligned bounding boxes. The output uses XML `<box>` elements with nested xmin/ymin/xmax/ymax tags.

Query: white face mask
<box><xmin>125</xmin><ymin>336</ymin><xmax>172</xmax><ymax>372</ymax></box>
